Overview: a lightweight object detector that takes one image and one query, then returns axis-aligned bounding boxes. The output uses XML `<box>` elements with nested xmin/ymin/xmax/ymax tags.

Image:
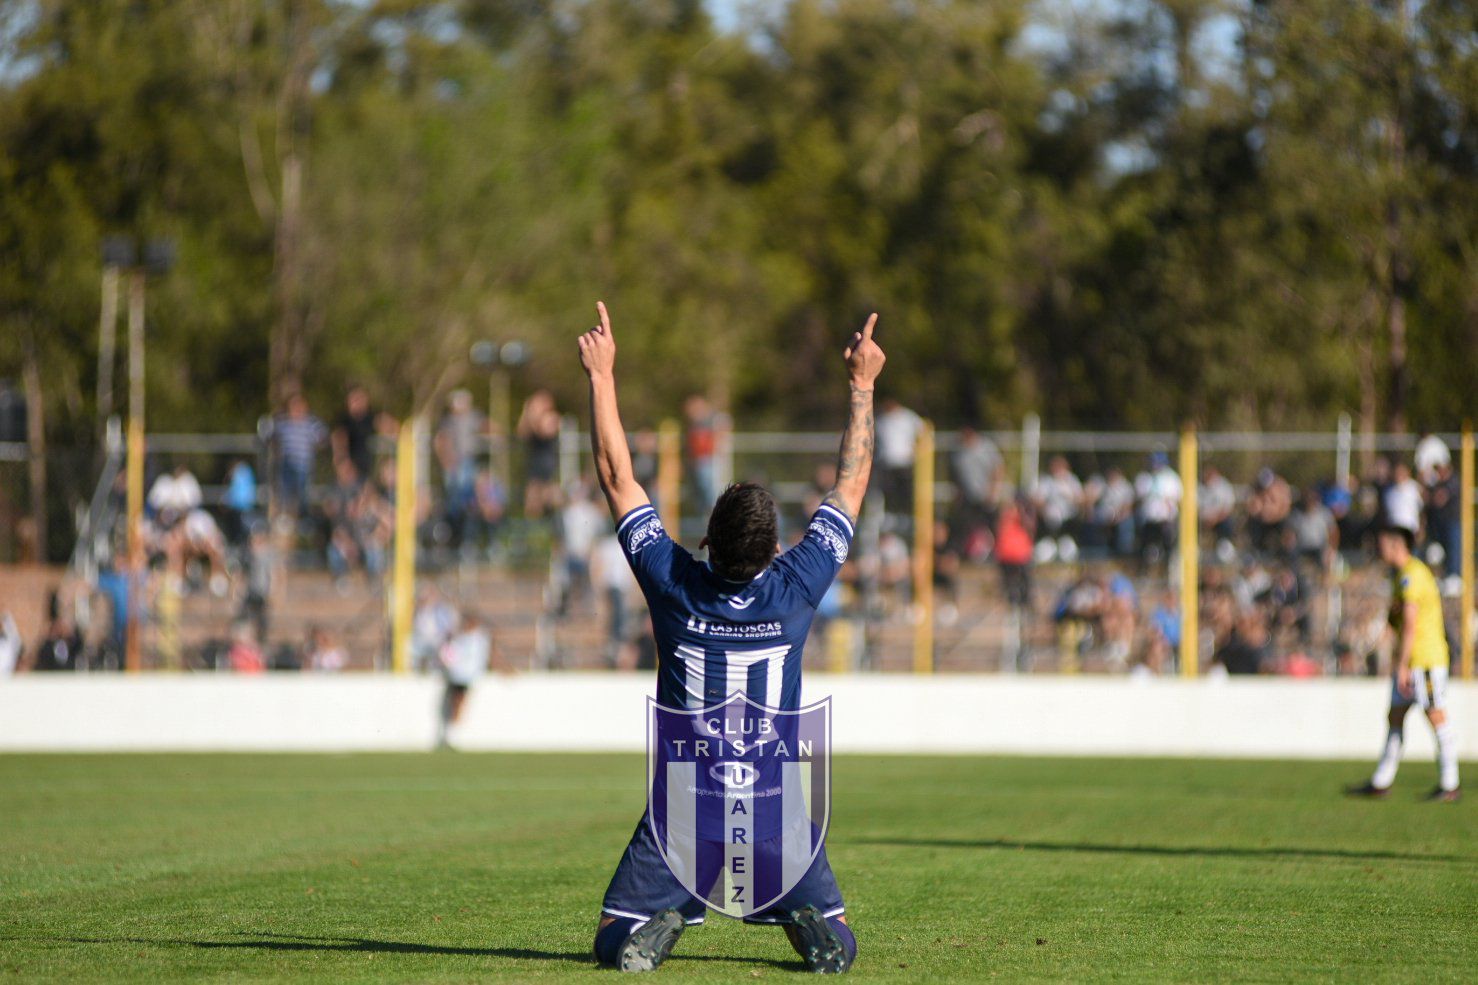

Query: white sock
<box><xmin>1372</xmin><ymin>728</ymin><xmax>1403</xmax><ymax>789</ymax></box>
<box><xmin>1434</xmin><ymin>722</ymin><xmax>1459</xmax><ymax>792</ymax></box>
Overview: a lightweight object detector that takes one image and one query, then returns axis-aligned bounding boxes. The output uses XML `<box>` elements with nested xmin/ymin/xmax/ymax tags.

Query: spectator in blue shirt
<box><xmin>222</xmin><ymin>460</ymin><xmax>258</xmax><ymax>546</ymax></box>
<box><xmin>271</xmin><ymin>394</ymin><xmax>327</xmax><ymax>519</ymax></box>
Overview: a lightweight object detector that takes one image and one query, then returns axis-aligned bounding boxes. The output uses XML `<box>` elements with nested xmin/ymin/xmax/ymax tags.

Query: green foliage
<box><xmin>1</xmin><ymin>0</ymin><xmax>1476</xmax><ymax>442</ymax></box>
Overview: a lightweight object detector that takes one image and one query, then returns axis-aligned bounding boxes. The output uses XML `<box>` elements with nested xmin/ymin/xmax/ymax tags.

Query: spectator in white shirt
<box><xmin>1288</xmin><ymin>487</ymin><xmax>1337</xmax><ymax>571</ymax></box>
<box><xmin>1199</xmin><ymin>466</ymin><xmax>1237</xmax><ymax>544</ymax></box>
<box><xmin>0</xmin><ymin>612</ymin><xmax>20</xmax><ymax>677</ymax></box>
<box><xmin>952</xmin><ymin>427</ymin><xmax>1003</xmax><ymax>513</ymax></box>
<box><xmin>149</xmin><ymin>464</ymin><xmax>228</xmax><ymax>595</ymax></box>
<box><xmin>554</xmin><ymin>483</ymin><xmax>606</xmax><ymax>618</ymax></box>
<box><xmin>592</xmin><ymin>533</ymin><xmax>641</xmax><ymax>668</ymax></box>
<box><xmin>1087</xmin><ymin>467</ymin><xmax>1137</xmax><ymax>557</ymax></box>
<box><xmin>875</xmin><ymin>398</ymin><xmax>924</xmax><ymax>523</ymax></box>
<box><xmin>1382</xmin><ymin>459</ymin><xmax>1423</xmax><ymax>536</ymax></box>
<box><xmin>437</xmin><ymin>610</ymin><xmax>493</xmax><ymax>749</ymax></box>
<box><xmin>1135</xmin><ymin>452</ymin><xmax>1183</xmax><ymax>567</ymax></box>
<box><xmin>411</xmin><ymin>584</ymin><xmax>459</xmax><ymax>674</ymax></box>
<box><xmin>148</xmin><ymin>465</ymin><xmax>202</xmax><ymax>528</ymax></box>
<box><xmin>951</xmin><ymin>427</ymin><xmax>1005</xmax><ymax>557</ymax></box>
<box><xmin>1032</xmin><ymin>455</ymin><xmax>1084</xmax><ymax>547</ymax></box>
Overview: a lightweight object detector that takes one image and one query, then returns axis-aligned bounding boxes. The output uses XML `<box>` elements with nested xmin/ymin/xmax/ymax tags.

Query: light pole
<box><xmin>469</xmin><ymin>339</ymin><xmax>529</xmax><ymax>497</ymax></box>
<box><xmin>96</xmin><ymin>237</ymin><xmax>134</xmax><ymax>446</ymax></box>
<box><xmin>117</xmin><ymin>237</ymin><xmax>174</xmax><ymax>674</ymax></box>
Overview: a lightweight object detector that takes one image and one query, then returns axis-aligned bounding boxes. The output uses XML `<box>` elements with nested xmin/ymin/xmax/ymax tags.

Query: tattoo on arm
<box><xmin>821</xmin><ymin>489</ymin><xmax>849</xmax><ymax>515</ymax></box>
<box><xmin>837</xmin><ymin>389</ymin><xmax>874</xmax><ymax>482</ymax></box>
<box><xmin>824</xmin><ymin>386</ymin><xmax>874</xmax><ymax>521</ymax></box>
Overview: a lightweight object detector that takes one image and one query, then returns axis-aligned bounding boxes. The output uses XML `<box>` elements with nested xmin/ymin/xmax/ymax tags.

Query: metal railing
<box><xmin>69</xmin><ymin>417</ymin><xmax>125</xmax><ymax>583</ymax></box>
<box><xmin>18</xmin><ymin>415</ymin><xmax>1473</xmax><ymax>678</ymax></box>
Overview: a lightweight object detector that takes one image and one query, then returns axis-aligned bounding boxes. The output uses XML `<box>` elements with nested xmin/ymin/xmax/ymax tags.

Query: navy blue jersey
<box><xmin>617</xmin><ymin>502</ymin><xmax>853</xmax><ymax>712</ymax></box>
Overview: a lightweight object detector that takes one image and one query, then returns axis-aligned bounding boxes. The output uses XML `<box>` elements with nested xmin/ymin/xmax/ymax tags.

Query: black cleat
<box><xmin>1344</xmin><ymin>781</ymin><xmax>1390</xmax><ymax>799</ymax></box>
<box><xmin>789</xmin><ymin>904</ymin><xmax>852</xmax><ymax>974</ymax></box>
<box><xmin>1424</xmin><ymin>786</ymin><xmax>1461</xmax><ymax>803</ymax></box>
<box><xmin>617</xmin><ymin>908</ymin><xmax>685</xmax><ymax>972</ymax></box>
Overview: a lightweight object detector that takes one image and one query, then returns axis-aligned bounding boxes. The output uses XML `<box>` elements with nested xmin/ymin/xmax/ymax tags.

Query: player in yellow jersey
<box><xmin>1348</xmin><ymin>524</ymin><xmax>1460</xmax><ymax>801</ymax></box>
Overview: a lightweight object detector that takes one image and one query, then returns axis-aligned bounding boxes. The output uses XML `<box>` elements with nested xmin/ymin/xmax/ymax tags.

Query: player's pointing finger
<box><xmin>861</xmin><ymin>312</ymin><xmax>877</xmax><ymax>342</ymax></box>
<box><xmin>597</xmin><ymin>301</ymin><xmax>613</xmax><ymax>337</ymax></box>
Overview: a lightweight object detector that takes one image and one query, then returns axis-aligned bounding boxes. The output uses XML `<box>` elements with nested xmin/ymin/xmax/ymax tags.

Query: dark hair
<box><xmin>1378</xmin><ymin>523</ymin><xmax>1415</xmax><ymax>550</ymax></box>
<box><xmin>706</xmin><ymin>482</ymin><xmax>779</xmax><ymax>581</ymax></box>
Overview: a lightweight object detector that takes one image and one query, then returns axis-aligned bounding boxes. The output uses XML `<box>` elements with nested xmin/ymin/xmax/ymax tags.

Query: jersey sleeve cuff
<box><xmin>815</xmin><ymin>503</ymin><xmax>855</xmax><ymax>539</ymax></box>
<box><xmin>616</xmin><ymin>503</ymin><xmax>658</xmax><ymax>536</ymax></box>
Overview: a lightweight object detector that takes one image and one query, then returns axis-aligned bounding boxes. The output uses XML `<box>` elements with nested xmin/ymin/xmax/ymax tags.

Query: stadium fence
<box><xmin>4</xmin><ymin>415</ymin><xmax>1474</xmax><ymax>682</ymax></box>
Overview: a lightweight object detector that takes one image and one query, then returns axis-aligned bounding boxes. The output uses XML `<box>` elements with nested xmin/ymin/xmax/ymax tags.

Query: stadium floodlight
<box><xmin>101</xmin><ymin>236</ymin><xmax>136</xmax><ymax>269</ymax></box>
<box><xmin>471</xmin><ymin>339</ymin><xmax>530</xmax><ymax>370</ymax></box>
<box><xmin>143</xmin><ymin>239</ymin><xmax>175</xmax><ymax>276</ymax></box>
<box><xmin>469</xmin><ymin>340</ymin><xmax>498</xmax><ymax>369</ymax></box>
<box><xmin>101</xmin><ymin>235</ymin><xmax>174</xmax><ymax>275</ymax></box>
<box><xmin>97</xmin><ymin>240</ymin><xmax>129</xmax><ymax>442</ymax></box>
<box><xmin>98</xmin><ymin>236</ymin><xmax>173</xmax><ymax>675</ymax></box>
<box><xmin>469</xmin><ymin>338</ymin><xmax>528</xmax><ymax>492</ymax></box>
<box><xmin>499</xmin><ymin>340</ymin><xmax>530</xmax><ymax>368</ymax></box>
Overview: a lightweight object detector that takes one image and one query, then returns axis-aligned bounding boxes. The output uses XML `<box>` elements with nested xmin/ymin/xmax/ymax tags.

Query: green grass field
<box><xmin>1</xmin><ymin>753</ymin><xmax>1473</xmax><ymax>983</ymax></box>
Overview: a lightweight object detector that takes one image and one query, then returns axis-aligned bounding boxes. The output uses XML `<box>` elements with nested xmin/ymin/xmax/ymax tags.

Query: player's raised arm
<box><xmin>578</xmin><ymin>301</ymin><xmax>650</xmax><ymax>520</ymax></box>
<box><xmin>823</xmin><ymin>313</ymin><xmax>886</xmax><ymax>522</ymax></box>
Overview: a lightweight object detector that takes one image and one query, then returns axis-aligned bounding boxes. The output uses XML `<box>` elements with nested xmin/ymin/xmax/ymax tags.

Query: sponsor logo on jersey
<box><xmin>686</xmin><ymin>616</ymin><xmax>784</xmax><ymax>639</ymax></box>
<box><xmin>625</xmin><ymin>516</ymin><xmax>665</xmax><ymax>555</ymax></box>
<box><xmin>809</xmin><ymin>517</ymin><xmax>850</xmax><ymax>564</ymax></box>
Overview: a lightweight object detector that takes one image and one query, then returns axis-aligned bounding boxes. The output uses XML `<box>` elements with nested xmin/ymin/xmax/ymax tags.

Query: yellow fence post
<box><xmin>490</xmin><ymin>370</ymin><xmax>512</xmax><ymax>498</ymax></box>
<box><xmin>1179</xmin><ymin>425</ymin><xmax>1199</xmax><ymax>679</ymax></box>
<box><xmin>125</xmin><ymin>416</ymin><xmax>145</xmax><ymax>673</ymax></box>
<box><xmin>827</xmin><ymin>617</ymin><xmax>853</xmax><ymax>674</ymax></box>
<box><xmin>1462</xmin><ymin>422</ymin><xmax>1474</xmax><ymax>680</ymax></box>
<box><xmin>657</xmin><ymin>419</ymin><xmax>682</xmax><ymax>538</ymax></box>
<box><xmin>124</xmin><ymin>271</ymin><xmax>146</xmax><ymax>674</ymax></box>
<box><xmin>390</xmin><ymin>416</ymin><xmax>420</xmax><ymax>675</ymax></box>
<box><xmin>912</xmin><ymin>421</ymin><xmax>935</xmax><ymax>674</ymax></box>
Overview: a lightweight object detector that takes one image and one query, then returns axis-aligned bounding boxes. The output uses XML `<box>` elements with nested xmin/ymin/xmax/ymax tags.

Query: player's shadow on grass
<box><xmin>851</xmin><ymin>836</ymin><xmax>1468</xmax><ymax>865</ymax></box>
<box><xmin>52</xmin><ymin>932</ymin><xmax>802</xmax><ymax>969</ymax></box>
<box><xmin>190</xmin><ymin>934</ymin><xmax>594</xmax><ymax>962</ymax></box>
<box><xmin>53</xmin><ymin>934</ymin><xmax>585</xmax><ymax>962</ymax></box>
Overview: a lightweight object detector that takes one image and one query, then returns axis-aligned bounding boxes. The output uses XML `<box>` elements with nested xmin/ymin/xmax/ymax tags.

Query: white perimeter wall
<box><xmin>1</xmin><ymin>674</ymin><xmax>1475</xmax><ymax>759</ymax></box>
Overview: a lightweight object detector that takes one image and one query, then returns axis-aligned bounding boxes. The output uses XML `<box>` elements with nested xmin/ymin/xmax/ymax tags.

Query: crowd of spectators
<box><xmin>10</xmin><ymin>379</ymin><xmax>691</xmax><ymax>675</ymax></box>
<box><xmin>919</xmin><ymin>422</ymin><xmax>1465</xmax><ymax>677</ymax></box>
<box><xmin>7</xmin><ymin>375</ymin><xmax>1466</xmax><ymax>681</ymax></box>
<box><xmin>924</xmin><ymin>432</ymin><xmax>1196</xmax><ymax>579</ymax></box>
<box><xmin>930</xmin><ymin>430</ymin><xmax>1456</xmax><ymax>575</ymax></box>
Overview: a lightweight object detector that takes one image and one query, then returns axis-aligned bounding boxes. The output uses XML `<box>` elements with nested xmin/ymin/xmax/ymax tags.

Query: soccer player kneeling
<box><xmin>1348</xmin><ymin>524</ymin><xmax>1461</xmax><ymax>802</ymax></box>
<box><xmin>576</xmin><ymin>301</ymin><xmax>883</xmax><ymax>972</ymax></box>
